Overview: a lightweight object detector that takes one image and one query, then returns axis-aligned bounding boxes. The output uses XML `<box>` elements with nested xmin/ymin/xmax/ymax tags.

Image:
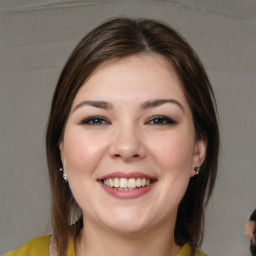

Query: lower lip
<box><xmin>99</xmin><ymin>182</ymin><xmax>156</xmax><ymax>199</ymax></box>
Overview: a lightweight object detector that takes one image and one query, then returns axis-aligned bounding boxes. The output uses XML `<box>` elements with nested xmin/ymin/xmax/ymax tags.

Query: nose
<box><xmin>109</xmin><ymin>123</ymin><xmax>146</xmax><ymax>161</ymax></box>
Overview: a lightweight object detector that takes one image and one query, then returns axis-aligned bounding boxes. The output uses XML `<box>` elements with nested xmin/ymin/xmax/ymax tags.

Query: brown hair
<box><xmin>46</xmin><ymin>17</ymin><xmax>219</xmax><ymax>255</ymax></box>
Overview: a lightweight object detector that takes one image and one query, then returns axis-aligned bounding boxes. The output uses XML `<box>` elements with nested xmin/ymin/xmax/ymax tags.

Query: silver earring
<box><xmin>194</xmin><ymin>166</ymin><xmax>200</xmax><ymax>175</ymax></box>
<box><xmin>60</xmin><ymin>168</ymin><xmax>68</xmax><ymax>182</ymax></box>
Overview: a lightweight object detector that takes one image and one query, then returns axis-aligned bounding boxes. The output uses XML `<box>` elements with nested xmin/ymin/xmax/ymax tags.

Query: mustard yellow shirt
<box><xmin>5</xmin><ymin>235</ymin><xmax>207</xmax><ymax>256</ymax></box>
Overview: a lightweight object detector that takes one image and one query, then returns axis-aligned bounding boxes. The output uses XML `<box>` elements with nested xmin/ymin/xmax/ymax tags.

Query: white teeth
<box><xmin>120</xmin><ymin>178</ymin><xmax>128</xmax><ymax>188</ymax></box>
<box><xmin>109</xmin><ymin>178</ymin><xmax>114</xmax><ymax>187</ymax></box>
<box><xmin>114</xmin><ymin>178</ymin><xmax>119</xmax><ymax>188</ymax></box>
<box><xmin>136</xmin><ymin>178</ymin><xmax>142</xmax><ymax>187</ymax></box>
<box><xmin>128</xmin><ymin>178</ymin><xmax>136</xmax><ymax>188</ymax></box>
<box><xmin>103</xmin><ymin>177</ymin><xmax>152</xmax><ymax>189</ymax></box>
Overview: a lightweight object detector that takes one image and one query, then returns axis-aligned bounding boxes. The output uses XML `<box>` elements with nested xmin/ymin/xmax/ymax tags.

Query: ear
<box><xmin>191</xmin><ymin>138</ymin><xmax>207</xmax><ymax>177</ymax></box>
<box><xmin>59</xmin><ymin>141</ymin><xmax>66</xmax><ymax>168</ymax></box>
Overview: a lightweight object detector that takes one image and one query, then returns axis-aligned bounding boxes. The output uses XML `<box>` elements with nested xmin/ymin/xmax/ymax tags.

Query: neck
<box><xmin>75</xmin><ymin>217</ymin><xmax>180</xmax><ymax>256</ymax></box>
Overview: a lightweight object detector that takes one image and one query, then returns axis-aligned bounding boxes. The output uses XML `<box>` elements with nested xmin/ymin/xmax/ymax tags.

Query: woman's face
<box><xmin>59</xmin><ymin>54</ymin><xmax>206</xmax><ymax>234</ymax></box>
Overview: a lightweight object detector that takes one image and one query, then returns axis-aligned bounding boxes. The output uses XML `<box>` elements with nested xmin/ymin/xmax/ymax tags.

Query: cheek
<box><xmin>150</xmin><ymin>131</ymin><xmax>195</xmax><ymax>172</ymax></box>
<box><xmin>154</xmin><ymin>135</ymin><xmax>194</xmax><ymax>206</ymax></box>
<box><xmin>62</xmin><ymin>130</ymin><xmax>108</xmax><ymax>209</ymax></box>
<box><xmin>156</xmin><ymin>133</ymin><xmax>195</xmax><ymax>205</ymax></box>
<box><xmin>62</xmin><ymin>128</ymin><xmax>107</xmax><ymax>174</ymax></box>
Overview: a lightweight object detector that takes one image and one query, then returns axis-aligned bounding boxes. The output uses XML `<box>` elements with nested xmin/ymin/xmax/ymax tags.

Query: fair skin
<box><xmin>59</xmin><ymin>54</ymin><xmax>206</xmax><ymax>256</ymax></box>
<box><xmin>245</xmin><ymin>221</ymin><xmax>256</xmax><ymax>244</ymax></box>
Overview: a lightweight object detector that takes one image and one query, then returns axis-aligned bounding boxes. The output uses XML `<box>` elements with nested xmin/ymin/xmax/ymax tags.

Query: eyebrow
<box><xmin>73</xmin><ymin>98</ymin><xmax>184</xmax><ymax>112</ymax></box>
<box><xmin>73</xmin><ymin>100</ymin><xmax>113</xmax><ymax>112</ymax></box>
<box><xmin>141</xmin><ymin>99</ymin><xmax>184</xmax><ymax>112</ymax></box>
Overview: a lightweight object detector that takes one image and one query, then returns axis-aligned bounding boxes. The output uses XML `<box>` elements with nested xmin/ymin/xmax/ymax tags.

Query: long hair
<box><xmin>46</xmin><ymin>17</ymin><xmax>219</xmax><ymax>255</ymax></box>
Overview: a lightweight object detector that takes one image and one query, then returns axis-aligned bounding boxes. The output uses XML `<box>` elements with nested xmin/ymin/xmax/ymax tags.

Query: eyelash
<box><xmin>80</xmin><ymin>115</ymin><xmax>176</xmax><ymax>126</ymax></box>
<box><xmin>81</xmin><ymin>116</ymin><xmax>110</xmax><ymax>125</ymax></box>
<box><xmin>146</xmin><ymin>115</ymin><xmax>177</xmax><ymax>125</ymax></box>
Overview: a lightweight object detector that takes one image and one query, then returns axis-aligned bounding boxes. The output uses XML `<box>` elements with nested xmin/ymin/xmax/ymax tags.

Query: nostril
<box><xmin>112</xmin><ymin>152</ymin><xmax>141</xmax><ymax>161</ymax></box>
<box><xmin>109</xmin><ymin>136</ymin><xmax>146</xmax><ymax>160</ymax></box>
<box><xmin>113</xmin><ymin>153</ymin><xmax>139</xmax><ymax>158</ymax></box>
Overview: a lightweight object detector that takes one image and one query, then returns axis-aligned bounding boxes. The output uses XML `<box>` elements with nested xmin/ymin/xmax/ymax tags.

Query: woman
<box><xmin>6</xmin><ymin>17</ymin><xmax>219</xmax><ymax>256</ymax></box>
<box><xmin>245</xmin><ymin>209</ymin><xmax>256</xmax><ymax>256</ymax></box>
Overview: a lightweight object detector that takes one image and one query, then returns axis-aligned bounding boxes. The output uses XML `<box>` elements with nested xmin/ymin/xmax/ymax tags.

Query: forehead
<box><xmin>72</xmin><ymin>54</ymin><xmax>188</xmax><ymax>109</ymax></box>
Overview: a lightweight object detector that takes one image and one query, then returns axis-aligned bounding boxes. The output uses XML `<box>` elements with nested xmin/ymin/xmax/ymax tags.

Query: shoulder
<box><xmin>5</xmin><ymin>235</ymin><xmax>51</xmax><ymax>256</ymax></box>
<box><xmin>178</xmin><ymin>243</ymin><xmax>208</xmax><ymax>256</ymax></box>
<box><xmin>196</xmin><ymin>251</ymin><xmax>208</xmax><ymax>256</ymax></box>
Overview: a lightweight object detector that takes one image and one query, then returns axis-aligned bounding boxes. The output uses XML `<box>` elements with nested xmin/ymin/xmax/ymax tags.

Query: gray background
<box><xmin>0</xmin><ymin>1</ymin><xmax>255</xmax><ymax>255</ymax></box>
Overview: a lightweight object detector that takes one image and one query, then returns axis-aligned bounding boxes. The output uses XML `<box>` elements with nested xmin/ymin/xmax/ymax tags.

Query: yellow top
<box><xmin>5</xmin><ymin>235</ymin><xmax>207</xmax><ymax>256</ymax></box>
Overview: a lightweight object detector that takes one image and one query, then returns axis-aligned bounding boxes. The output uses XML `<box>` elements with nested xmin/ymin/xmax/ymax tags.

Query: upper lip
<box><xmin>97</xmin><ymin>171</ymin><xmax>157</xmax><ymax>181</ymax></box>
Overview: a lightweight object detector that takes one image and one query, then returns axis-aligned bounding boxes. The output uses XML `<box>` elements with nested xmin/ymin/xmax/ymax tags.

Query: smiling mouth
<box><xmin>102</xmin><ymin>177</ymin><xmax>154</xmax><ymax>190</ymax></box>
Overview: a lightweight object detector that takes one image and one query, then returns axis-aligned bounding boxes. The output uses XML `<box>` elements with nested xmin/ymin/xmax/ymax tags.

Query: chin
<box><xmin>106</xmin><ymin>220</ymin><xmax>150</xmax><ymax>235</ymax></box>
<box><xmin>99</xmin><ymin>209</ymin><xmax>153</xmax><ymax>234</ymax></box>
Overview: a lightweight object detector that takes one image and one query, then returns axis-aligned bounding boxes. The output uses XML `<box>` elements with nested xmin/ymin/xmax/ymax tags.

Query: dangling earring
<box><xmin>60</xmin><ymin>168</ymin><xmax>68</xmax><ymax>182</ymax></box>
<box><xmin>194</xmin><ymin>166</ymin><xmax>200</xmax><ymax>175</ymax></box>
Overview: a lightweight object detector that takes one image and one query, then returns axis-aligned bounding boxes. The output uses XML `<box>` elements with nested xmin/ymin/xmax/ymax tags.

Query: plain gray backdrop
<box><xmin>1</xmin><ymin>1</ymin><xmax>255</xmax><ymax>255</ymax></box>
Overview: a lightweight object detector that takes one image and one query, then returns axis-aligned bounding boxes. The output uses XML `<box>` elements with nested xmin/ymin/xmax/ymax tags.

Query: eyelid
<box><xmin>146</xmin><ymin>115</ymin><xmax>177</xmax><ymax>125</ymax></box>
<box><xmin>80</xmin><ymin>115</ymin><xmax>111</xmax><ymax>125</ymax></box>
